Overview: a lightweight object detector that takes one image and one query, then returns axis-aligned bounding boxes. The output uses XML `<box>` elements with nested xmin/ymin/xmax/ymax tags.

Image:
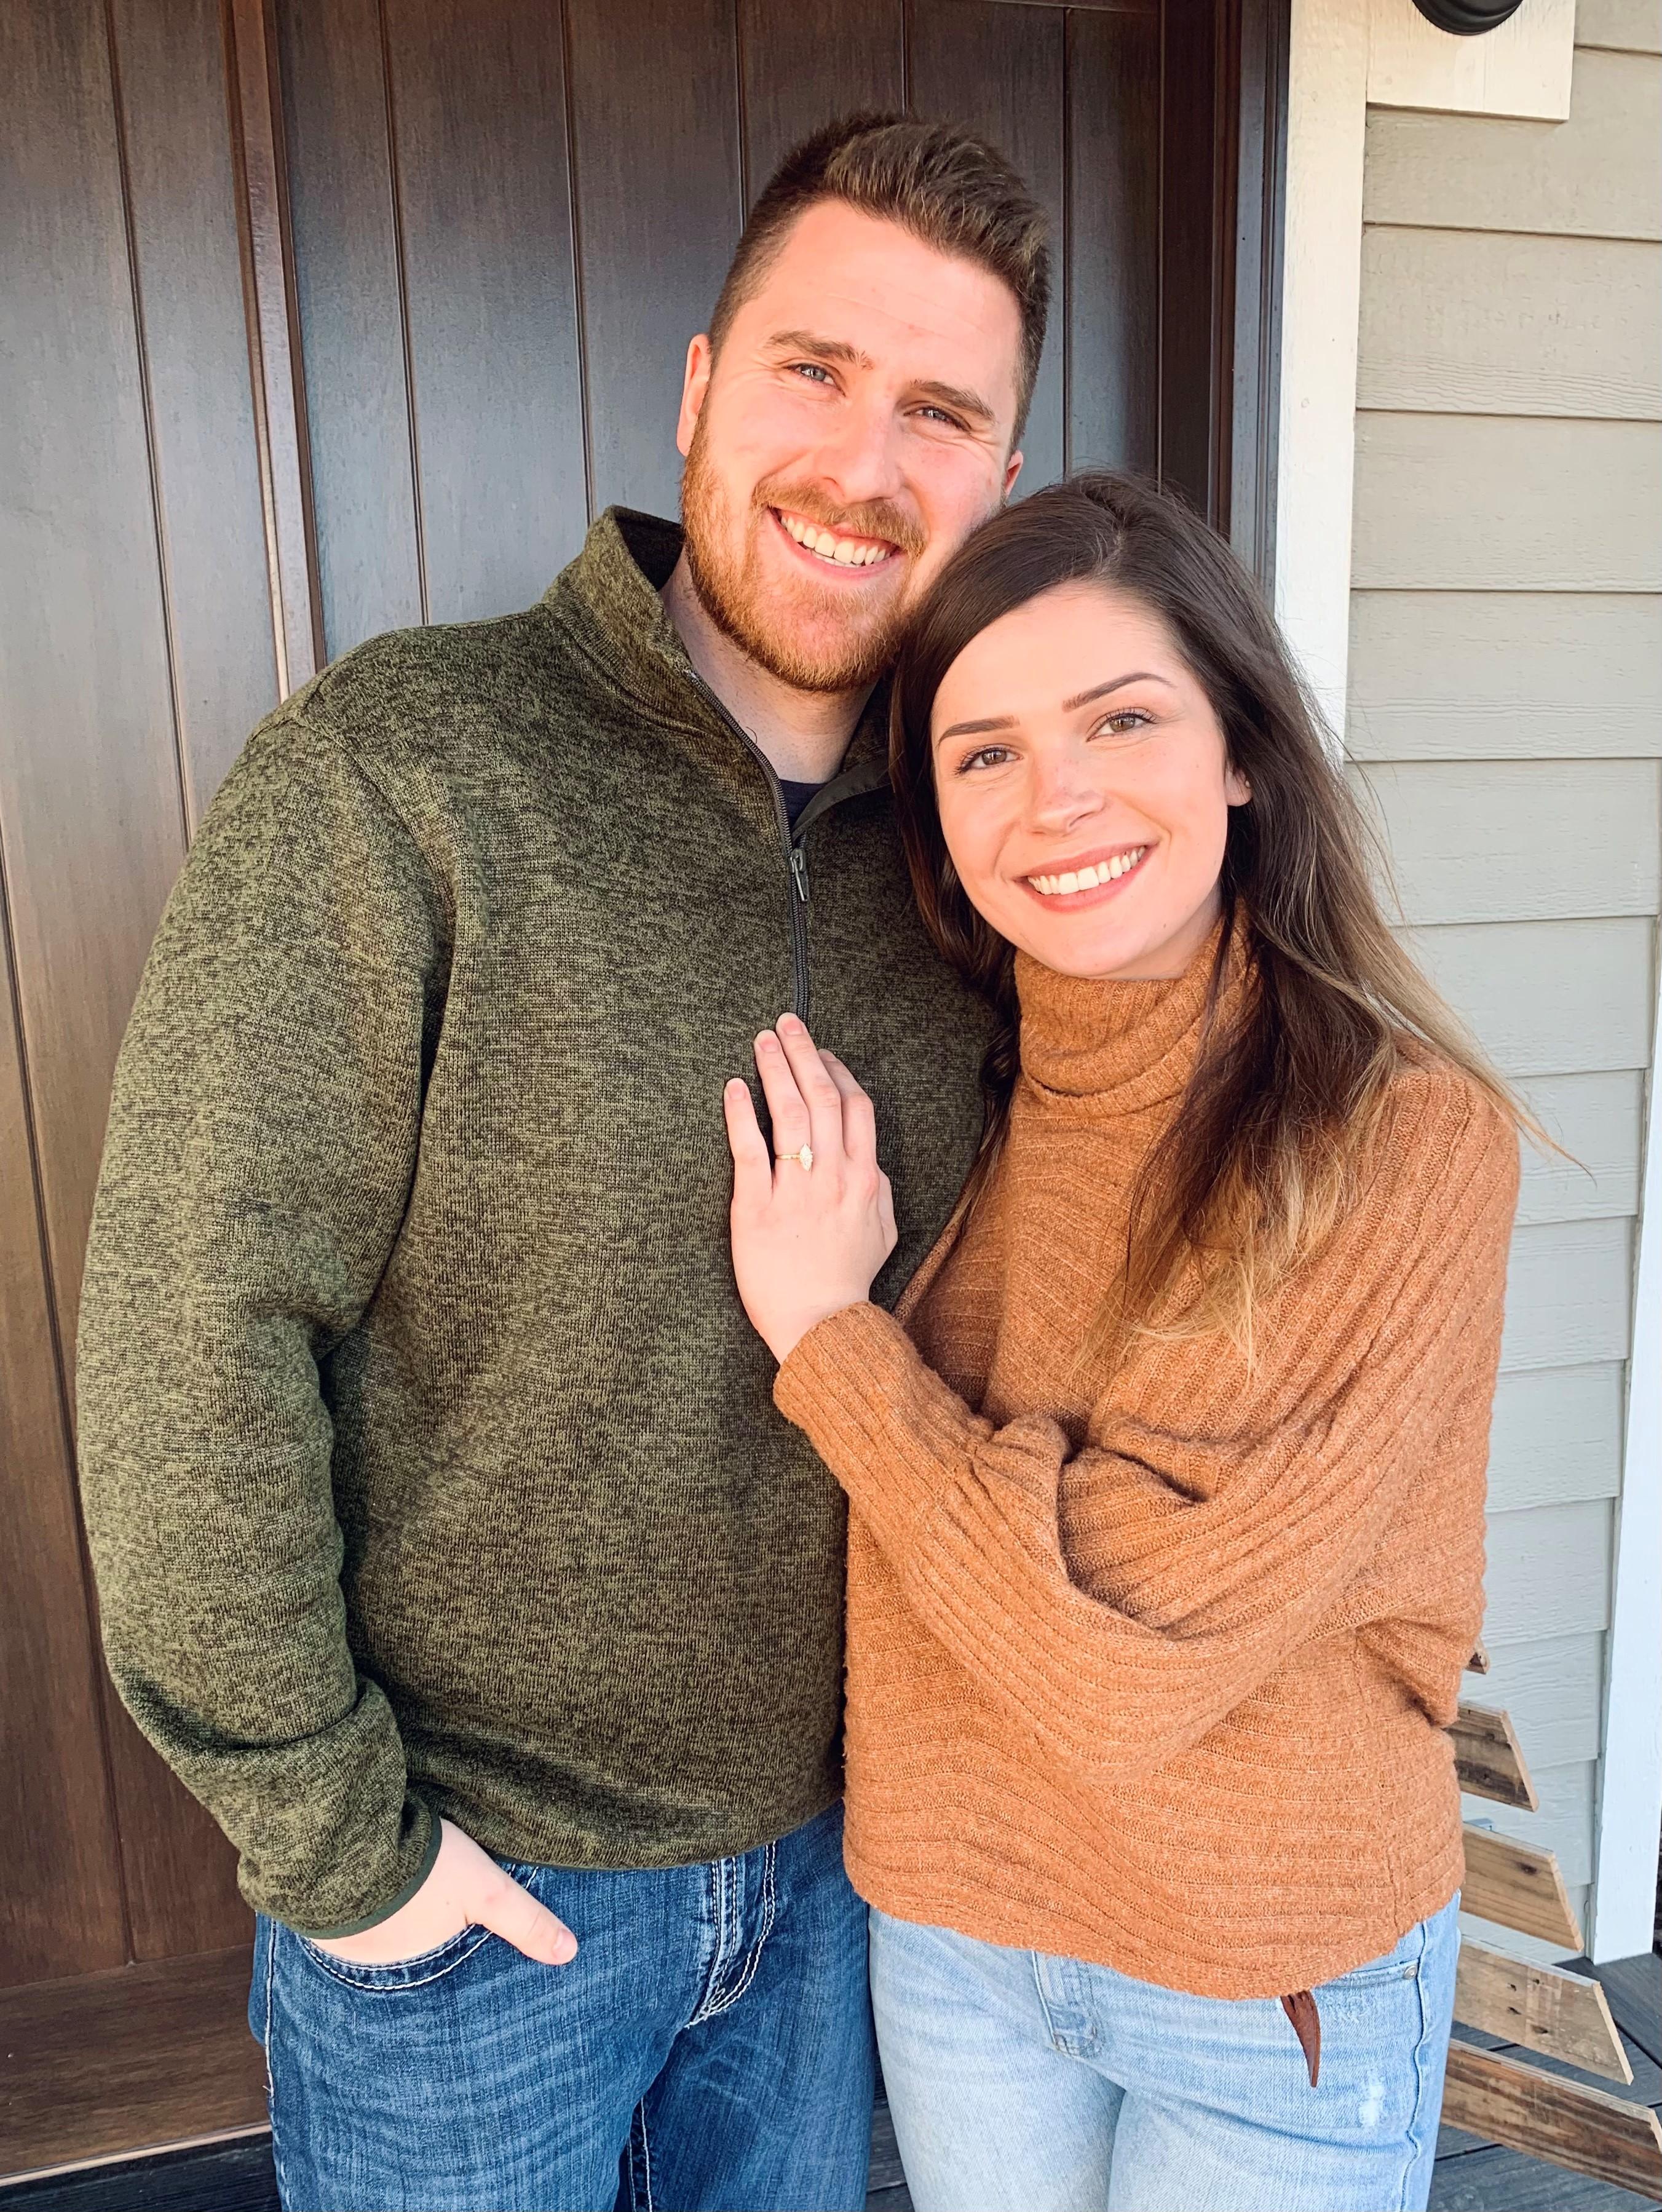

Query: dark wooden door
<box><xmin>0</xmin><ymin>0</ymin><xmax>1278</xmax><ymax>2174</ymax></box>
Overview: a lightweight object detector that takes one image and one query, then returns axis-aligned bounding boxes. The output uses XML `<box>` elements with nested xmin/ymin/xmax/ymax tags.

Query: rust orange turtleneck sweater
<box><xmin>776</xmin><ymin>926</ymin><xmax>1519</xmax><ymax>1999</ymax></box>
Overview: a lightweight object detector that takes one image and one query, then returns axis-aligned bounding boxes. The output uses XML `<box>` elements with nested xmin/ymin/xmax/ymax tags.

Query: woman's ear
<box><xmin>1225</xmin><ymin>762</ymin><xmax>1252</xmax><ymax>806</ymax></box>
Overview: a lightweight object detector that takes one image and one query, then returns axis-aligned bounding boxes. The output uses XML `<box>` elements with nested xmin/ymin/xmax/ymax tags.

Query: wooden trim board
<box><xmin>1463</xmin><ymin>1825</ymin><xmax>1585</xmax><ymax>1951</ymax></box>
<box><xmin>1454</xmin><ymin>1941</ymin><xmax>1633</xmax><ymax>2085</ymax></box>
<box><xmin>1452</xmin><ymin>1703</ymin><xmax>1540</xmax><ymax>1812</ymax></box>
<box><xmin>0</xmin><ymin>1946</ymin><xmax>264</xmax><ymax>2182</ymax></box>
<box><xmin>1441</xmin><ymin>2040</ymin><xmax>1662</xmax><ymax>2199</ymax></box>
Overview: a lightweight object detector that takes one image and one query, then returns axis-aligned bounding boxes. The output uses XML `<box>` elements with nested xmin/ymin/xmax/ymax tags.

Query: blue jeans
<box><xmin>250</xmin><ymin>1803</ymin><xmax>873</xmax><ymax>2211</ymax></box>
<box><xmin>870</xmin><ymin>1895</ymin><xmax>1460</xmax><ymax>2212</ymax></box>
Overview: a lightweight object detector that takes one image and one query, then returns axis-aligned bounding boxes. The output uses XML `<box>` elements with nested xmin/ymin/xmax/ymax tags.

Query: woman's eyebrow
<box><xmin>935</xmin><ymin>670</ymin><xmax>1176</xmax><ymax>746</ymax></box>
<box><xmin>1062</xmin><ymin>672</ymin><xmax>1174</xmax><ymax>710</ymax></box>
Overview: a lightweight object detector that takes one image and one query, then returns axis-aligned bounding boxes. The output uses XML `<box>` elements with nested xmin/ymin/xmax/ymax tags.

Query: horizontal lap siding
<box><xmin>1351</xmin><ymin>25</ymin><xmax>1662</xmax><ymax>1958</ymax></box>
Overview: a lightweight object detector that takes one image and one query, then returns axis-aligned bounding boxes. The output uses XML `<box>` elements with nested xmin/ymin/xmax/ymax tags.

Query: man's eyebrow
<box><xmin>912</xmin><ymin>379</ymin><xmax>996</xmax><ymax>429</ymax></box>
<box><xmin>766</xmin><ymin>328</ymin><xmax>873</xmax><ymax>370</ymax></box>
<box><xmin>935</xmin><ymin>672</ymin><xmax>1174</xmax><ymax>747</ymax></box>
<box><xmin>765</xmin><ymin>333</ymin><xmax>996</xmax><ymax>429</ymax></box>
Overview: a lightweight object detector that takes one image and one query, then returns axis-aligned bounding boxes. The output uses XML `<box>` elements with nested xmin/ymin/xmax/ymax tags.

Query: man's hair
<box><xmin>708</xmin><ymin>113</ymin><xmax>1050</xmax><ymax>444</ymax></box>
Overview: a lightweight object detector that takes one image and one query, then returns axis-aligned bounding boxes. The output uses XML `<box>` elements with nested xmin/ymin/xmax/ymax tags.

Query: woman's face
<box><xmin>930</xmin><ymin>581</ymin><xmax>1251</xmax><ymax>980</ymax></box>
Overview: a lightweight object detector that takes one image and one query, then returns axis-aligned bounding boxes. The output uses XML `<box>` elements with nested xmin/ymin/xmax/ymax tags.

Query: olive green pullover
<box><xmin>76</xmin><ymin>510</ymin><xmax>989</xmax><ymax>1937</ymax></box>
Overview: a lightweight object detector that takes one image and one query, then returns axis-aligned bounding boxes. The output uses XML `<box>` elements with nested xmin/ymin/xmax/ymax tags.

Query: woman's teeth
<box><xmin>1028</xmin><ymin>847</ymin><xmax>1147</xmax><ymax>897</ymax></box>
<box><xmin>777</xmin><ymin>510</ymin><xmax>892</xmax><ymax>566</ymax></box>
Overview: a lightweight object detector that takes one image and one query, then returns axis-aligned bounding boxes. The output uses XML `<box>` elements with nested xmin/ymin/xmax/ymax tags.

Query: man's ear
<box><xmin>676</xmin><ymin>335</ymin><xmax>714</xmax><ymax>459</ymax></box>
<box><xmin>1003</xmin><ymin>449</ymin><xmax>1024</xmax><ymax>501</ymax></box>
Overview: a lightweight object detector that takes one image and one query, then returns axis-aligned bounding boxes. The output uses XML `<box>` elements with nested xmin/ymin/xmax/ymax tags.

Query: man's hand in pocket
<box><xmin>306</xmin><ymin>1817</ymin><xmax>578</xmax><ymax>1966</ymax></box>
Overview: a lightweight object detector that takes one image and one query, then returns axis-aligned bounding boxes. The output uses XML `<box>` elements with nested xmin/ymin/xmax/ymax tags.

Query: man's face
<box><xmin>676</xmin><ymin>200</ymin><xmax>1027</xmax><ymax>694</ymax></box>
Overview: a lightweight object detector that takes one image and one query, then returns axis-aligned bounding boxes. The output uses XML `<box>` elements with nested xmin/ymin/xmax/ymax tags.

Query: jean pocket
<box><xmin>293</xmin><ymin>1921</ymin><xmax>493</xmax><ymax>1992</ymax></box>
<box><xmin>1324</xmin><ymin>1928</ymin><xmax>1423</xmax><ymax>1990</ymax></box>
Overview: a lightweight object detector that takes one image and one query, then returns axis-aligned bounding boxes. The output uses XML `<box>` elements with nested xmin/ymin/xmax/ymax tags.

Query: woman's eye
<box><xmin>1093</xmin><ymin>708</ymin><xmax>1154</xmax><ymax>740</ymax></box>
<box><xmin>957</xmin><ymin>745</ymin><xmax>1014</xmax><ymax>773</ymax></box>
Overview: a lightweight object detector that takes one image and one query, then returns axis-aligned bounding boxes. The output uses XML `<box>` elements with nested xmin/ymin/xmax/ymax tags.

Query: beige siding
<box><xmin>1364</xmin><ymin>49</ymin><xmax>1661</xmax><ymax>238</ymax></box>
<box><xmin>1348</xmin><ymin>592</ymin><xmax>1662</xmax><ymax>759</ymax></box>
<box><xmin>1351</xmin><ymin>31</ymin><xmax>1661</xmax><ymax>1957</ymax></box>
<box><xmin>1358</xmin><ymin>230</ymin><xmax>1661</xmax><ymax>418</ymax></box>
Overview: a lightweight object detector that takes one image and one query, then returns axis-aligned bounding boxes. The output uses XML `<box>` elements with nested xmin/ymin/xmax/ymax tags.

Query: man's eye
<box><xmin>789</xmin><ymin>362</ymin><xmax>835</xmax><ymax>386</ymax></box>
<box><xmin>917</xmin><ymin>406</ymin><xmax>967</xmax><ymax>430</ymax></box>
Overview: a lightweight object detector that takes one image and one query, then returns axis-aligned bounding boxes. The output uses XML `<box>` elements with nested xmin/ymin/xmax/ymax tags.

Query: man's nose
<box><xmin>805</xmin><ymin>394</ymin><xmax>906</xmax><ymax>513</ymax></box>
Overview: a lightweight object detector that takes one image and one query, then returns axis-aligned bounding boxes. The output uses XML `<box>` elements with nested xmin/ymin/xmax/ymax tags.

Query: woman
<box><xmin>721</xmin><ymin>472</ymin><xmax>1522</xmax><ymax>2212</ymax></box>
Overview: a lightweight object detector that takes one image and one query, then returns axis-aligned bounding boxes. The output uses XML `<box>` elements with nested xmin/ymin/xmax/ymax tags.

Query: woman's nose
<box><xmin>1027</xmin><ymin>753</ymin><xmax>1105</xmax><ymax>833</ymax></box>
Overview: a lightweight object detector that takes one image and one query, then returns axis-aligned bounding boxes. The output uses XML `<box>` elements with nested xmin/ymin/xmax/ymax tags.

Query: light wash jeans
<box><xmin>871</xmin><ymin>1895</ymin><xmax>1460</xmax><ymax>2212</ymax></box>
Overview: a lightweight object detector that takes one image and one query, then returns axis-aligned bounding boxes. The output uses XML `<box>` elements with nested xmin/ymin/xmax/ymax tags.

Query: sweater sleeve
<box><xmin>775</xmin><ymin>1074</ymin><xmax>1518</xmax><ymax>1780</ymax></box>
<box><xmin>76</xmin><ymin>704</ymin><xmax>448</xmax><ymax>1936</ymax></box>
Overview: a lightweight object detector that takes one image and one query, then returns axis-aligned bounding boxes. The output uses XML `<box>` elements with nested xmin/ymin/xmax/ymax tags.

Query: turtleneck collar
<box><xmin>1014</xmin><ymin>911</ymin><xmax>1246</xmax><ymax>1113</ymax></box>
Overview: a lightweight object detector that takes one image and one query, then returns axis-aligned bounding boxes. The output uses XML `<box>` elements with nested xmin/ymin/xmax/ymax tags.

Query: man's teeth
<box><xmin>778</xmin><ymin>511</ymin><xmax>892</xmax><ymax>566</ymax></box>
<box><xmin>1028</xmin><ymin>848</ymin><xmax>1147</xmax><ymax>897</ymax></box>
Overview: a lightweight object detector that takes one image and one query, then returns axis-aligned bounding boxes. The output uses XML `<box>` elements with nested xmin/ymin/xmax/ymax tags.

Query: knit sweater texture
<box><xmin>776</xmin><ymin>924</ymin><xmax>1519</xmax><ymax>1999</ymax></box>
<box><xmin>75</xmin><ymin>509</ymin><xmax>990</xmax><ymax>1937</ymax></box>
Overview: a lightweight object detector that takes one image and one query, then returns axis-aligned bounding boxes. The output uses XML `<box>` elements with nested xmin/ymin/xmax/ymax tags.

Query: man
<box><xmin>77</xmin><ymin>114</ymin><xmax>1047</xmax><ymax>2212</ymax></box>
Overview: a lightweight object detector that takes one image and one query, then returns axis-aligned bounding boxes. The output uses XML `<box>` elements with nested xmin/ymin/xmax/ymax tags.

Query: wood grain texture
<box><xmin>114</xmin><ymin>0</ymin><xmax>280</xmax><ymax>814</ymax></box>
<box><xmin>227</xmin><ymin>0</ymin><xmax>322</xmax><ymax>696</ymax></box>
<box><xmin>565</xmin><ymin>0</ymin><xmax>742</xmax><ymax>518</ymax></box>
<box><xmin>1489</xmin><ymin>1365</ymin><xmax>1626</xmax><ymax>1513</ymax></box>
<box><xmin>0</xmin><ymin>1948</ymin><xmax>264</xmax><ymax>2178</ymax></box>
<box><xmin>1468</xmin><ymin>1639</ymin><xmax>1490</xmax><ymax>1673</ymax></box>
<box><xmin>0</xmin><ymin>927</ymin><xmax>126</xmax><ymax>1988</ymax></box>
<box><xmin>1353</xmin><ymin>759</ymin><xmax>1662</xmax><ymax>927</ymax></box>
<box><xmin>1471</xmin><ymin>1631</ymin><xmax>1606</xmax><ymax>1768</ymax></box>
<box><xmin>1463</xmin><ymin>1825</ymin><xmax>1586</xmax><ymax>1949</ymax></box>
<box><xmin>1502</xmin><ymin>1221</ymin><xmax>1632</xmax><ymax>1374</ymax></box>
<box><xmin>276</xmin><ymin>0</ymin><xmax>423</xmax><ymax>656</ymax></box>
<box><xmin>385</xmin><ymin>0</ymin><xmax>589</xmax><ymax>611</ymax></box>
<box><xmin>1358</xmin><ymin>229</ymin><xmax>1661</xmax><ymax>421</ymax></box>
<box><xmin>1454</xmin><ymin>1705</ymin><xmax>1540</xmax><ymax>1811</ymax></box>
<box><xmin>1347</xmin><ymin>591</ymin><xmax>1662</xmax><ymax>761</ymax></box>
<box><xmin>1363</xmin><ymin>50</ymin><xmax>1661</xmax><ymax>242</ymax></box>
<box><xmin>1514</xmin><ymin>1074</ymin><xmax>1644</xmax><ymax>1230</ymax></box>
<box><xmin>907</xmin><ymin>0</ymin><xmax>1067</xmax><ymax>491</ymax></box>
<box><xmin>1455</xmin><ymin>1944</ymin><xmax>1632</xmax><ymax>2084</ymax></box>
<box><xmin>1463</xmin><ymin>1759</ymin><xmax>1599</xmax><ymax>1890</ymax></box>
<box><xmin>1575</xmin><ymin>0</ymin><xmax>1662</xmax><ymax>52</ymax></box>
<box><xmin>1440</xmin><ymin>2042</ymin><xmax>1662</xmax><ymax>2199</ymax></box>
<box><xmin>737</xmin><ymin>0</ymin><xmax>904</xmax><ymax>196</ymax></box>
<box><xmin>1158</xmin><ymin>0</ymin><xmax>1227</xmax><ymax>517</ymax></box>
<box><xmin>1352</xmin><ymin>416</ymin><xmax>1662</xmax><ymax>593</ymax></box>
<box><xmin>1403</xmin><ymin>919</ymin><xmax>1656</xmax><ymax>1079</ymax></box>
<box><xmin>0</xmin><ymin>0</ymin><xmax>188</xmax><ymax>1360</ymax></box>
<box><xmin>1430</xmin><ymin>2134</ymin><xmax>1660</xmax><ymax>2209</ymax></box>
<box><xmin>1067</xmin><ymin>6</ymin><xmax>1160</xmax><ymax>477</ymax></box>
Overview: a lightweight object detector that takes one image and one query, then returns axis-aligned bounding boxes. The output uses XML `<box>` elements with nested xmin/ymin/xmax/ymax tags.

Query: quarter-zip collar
<box><xmin>544</xmin><ymin>506</ymin><xmax>890</xmax><ymax>835</ymax></box>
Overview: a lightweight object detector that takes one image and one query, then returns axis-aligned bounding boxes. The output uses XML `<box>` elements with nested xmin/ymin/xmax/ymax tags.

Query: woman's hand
<box><xmin>724</xmin><ymin>1014</ymin><xmax>898</xmax><ymax>1364</ymax></box>
<box><xmin>306</xmin><ymin>1816</ymin><xmax>577</xmax><ymax>1966</ymax></box>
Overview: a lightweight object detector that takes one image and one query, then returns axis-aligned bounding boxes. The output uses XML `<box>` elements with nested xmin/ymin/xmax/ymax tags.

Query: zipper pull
<box><xmin>789</xmin><ymin>844</ymin><xmax>809</xmax><ymax>903</ymax></box>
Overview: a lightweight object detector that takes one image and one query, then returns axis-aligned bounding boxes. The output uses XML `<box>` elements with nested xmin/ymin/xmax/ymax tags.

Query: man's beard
<box><xmin>679</xmin><ymin>417</ymin><xmax>925</xmax><ymax>695</ymax></box>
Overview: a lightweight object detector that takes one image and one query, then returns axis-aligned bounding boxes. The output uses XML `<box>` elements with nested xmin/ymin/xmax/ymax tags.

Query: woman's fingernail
<box><xmin>778</xmin><ymin>1013</ymin><xmax>802</xmax><ymax>1034</ymax></box>
<box><xmin>756</xmin><ymin>1032</ymin><xmax>777</xmax><ymax>1052</ymax></box>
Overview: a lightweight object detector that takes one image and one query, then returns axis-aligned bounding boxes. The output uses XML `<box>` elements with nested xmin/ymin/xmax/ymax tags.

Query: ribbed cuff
<box><xmin>287</xmin><ymin>1791</ymin><xmax>441</xmax><ymax>1941</ymax></box>
<box><xmin>774</xmin><ymin>1301</ymin><xmax>984</xmax><ymax>1560</ymax></box>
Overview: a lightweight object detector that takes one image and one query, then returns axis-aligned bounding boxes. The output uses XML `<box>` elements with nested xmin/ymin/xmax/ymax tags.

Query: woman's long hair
<box><xmin>890</xmin><ymin>470</ymin><xmax>1527</xmax><ymax>1347</ymax></box>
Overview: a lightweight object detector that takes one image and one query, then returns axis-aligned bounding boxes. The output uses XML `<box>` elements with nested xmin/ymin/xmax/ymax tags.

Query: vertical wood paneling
<box><xmin>565</xmin><ymin>0</ymin><xmax>744</xmax><ymax>519</ymax></box>
<box><xmin>0</xmin><ymin>1</ymin><xmax>188</xmax><ymax>1355</ymax></box>
<box><xmin>738</xmin><ymin>0</ymin><xmax>906</xmax><ymax>197</ymax></box>
<box><xmin>386</xmin><ymin>0</ymin><xmax>589</xmax><ymax>609</ymax></box>
<box><xmin>277</xmin><ymin>0</ymin><xmax>423</xmax><ymax>656</ymax></box>
<box><xmin>111</xmin><ymin>0</ymin><xmax>280</xmax><ymax>816</ymax></box>
<box><xmin>1067</xmin><ymin>6</ymin><xmax>1161</xmax><ymax>475</ymax></box>
<box><xmin>0</xmin><ymin>912</ymin><xmax>127</xmax><ymax>1986</ymax></box>
<box><xmin>907</xmin><ymin>0</ymin><xmax>1067</xmax><ymax>491</ymax></box>
<box><xmin>1160</xmin><ymin>0</ymin><xmax>1228</xmax><ymax>515</ymax></box>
